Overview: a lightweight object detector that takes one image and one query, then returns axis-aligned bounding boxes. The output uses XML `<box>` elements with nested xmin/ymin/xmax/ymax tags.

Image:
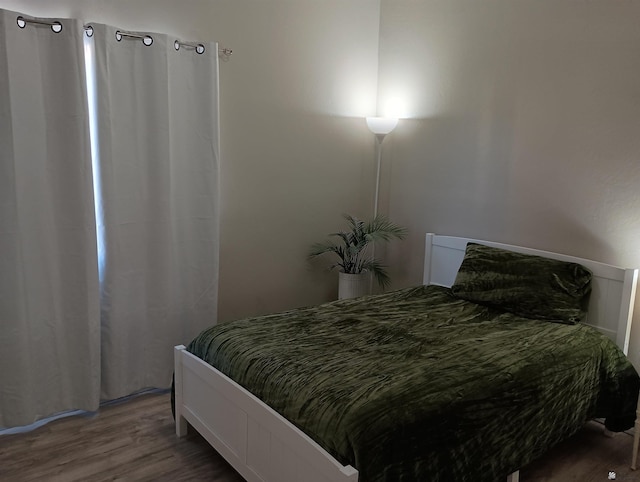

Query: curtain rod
<box><xmin>84</xmin><ymin>25</ymin><xmax>232</xmax><ymax>60</ymax></box>
<box><xmin>15</xmin><ymin>16</ymin><xmax>232</xmax><ymax>60</ymax></box>
<box><xmin>16</xmin><ymin>15</ymin><xmax>62</xmax><ymax>32</ymax></box>
<box><xmin>175</xmin><ymin>39</ymin><xmax>233</xmax><ymax>60</ymax></box>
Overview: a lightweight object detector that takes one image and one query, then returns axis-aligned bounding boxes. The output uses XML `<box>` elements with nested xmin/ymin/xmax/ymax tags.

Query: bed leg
<box><xmin>176</xmin><ymin>413</ymin><xmax>188</xmax><ymax>438</ymax></box>
<box><xmin>632</xmin><ymin>392</ymin><xmax>640</xmax><ymax>470</ymax></box>
<box><xmin>174</xmin><ymin>344</ymin><xmax>188</xmax><ymax>438</ymax></box>
<box><xmin>506</xmin><ymin>470</ymin><xmax>519</xmax><ymax>482</ymax></box>
<box><xmin>632</xmin><ymin>419</ymin><xmax>640</xmax><ymax>470</ymax></box>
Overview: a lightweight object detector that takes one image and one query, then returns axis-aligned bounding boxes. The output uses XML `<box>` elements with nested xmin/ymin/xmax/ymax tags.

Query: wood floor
<box><xmin>0</xmin><ymin>391</ymin><xmax>637</xmax><ymax>481</ymax></box>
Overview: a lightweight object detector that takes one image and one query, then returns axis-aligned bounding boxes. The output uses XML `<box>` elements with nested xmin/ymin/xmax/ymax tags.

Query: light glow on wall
<box><xmin>379</xmin><ymin>95</ymin><xmax>409</xmax><ymax>119</ymax></box>
<box><xmin>340</xmin><ymin>81</ymin><xmax>378</xmax><ymax>117</ymax></box>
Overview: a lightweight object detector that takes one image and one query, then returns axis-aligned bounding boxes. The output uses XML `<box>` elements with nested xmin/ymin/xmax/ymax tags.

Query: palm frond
<box><xmin>364</xmin><ymin>216</ymin><xmax>408</xmax><ymax>241</ymax></box>
<box><xmin>330</xmin><ymin>231</ymin><xmax>352</xmax><ymax>249</ymax></box>
<box><xmin>361</xmin><ymin>259</ymin><xmax>391</xmax><ymax>289</ymax></box>
<box><xmin>308</xmin><ymin>241</ymin><xmax>342</xmax><ymax>258</ymax></box>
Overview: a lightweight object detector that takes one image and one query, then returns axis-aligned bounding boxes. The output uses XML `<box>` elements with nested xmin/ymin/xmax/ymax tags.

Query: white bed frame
<box><xmin>174</xmin><ymin>233</ymin><xmax>638</xmax><ymax>482</ymax></box>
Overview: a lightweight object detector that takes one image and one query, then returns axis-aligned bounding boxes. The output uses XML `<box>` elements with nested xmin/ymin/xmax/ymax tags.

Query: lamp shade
<box><xmin>366</xmin><ymin>117</ymin><xmax>398</xmax><ymax>135</ymax></box>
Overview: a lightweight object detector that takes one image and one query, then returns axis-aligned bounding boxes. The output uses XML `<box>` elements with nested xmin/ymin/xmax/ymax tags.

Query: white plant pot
<box><xmin>338</xmin><ymin>272</ymin><xmax>371</xmax><ymax>300</ymax></box>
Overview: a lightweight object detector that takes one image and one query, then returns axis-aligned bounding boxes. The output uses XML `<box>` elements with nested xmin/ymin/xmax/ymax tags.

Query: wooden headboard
<box><xmin>423</xmin><ymin>233</ymin><xmax>638</xmax><ymax>355</ymax></box>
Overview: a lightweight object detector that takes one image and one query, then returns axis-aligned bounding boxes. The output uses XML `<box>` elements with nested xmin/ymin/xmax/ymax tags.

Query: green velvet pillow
<box><xmin>451</xmin><ymin>243</ymin><xmax>592</xmax><ymax>324</ymax></box>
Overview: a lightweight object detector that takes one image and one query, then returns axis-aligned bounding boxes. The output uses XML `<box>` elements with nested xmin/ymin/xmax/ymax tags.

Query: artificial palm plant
<box><xmin>309</xmin><ymin>214</ymin><xmax>407</xmax><ymax>289</ymax></box>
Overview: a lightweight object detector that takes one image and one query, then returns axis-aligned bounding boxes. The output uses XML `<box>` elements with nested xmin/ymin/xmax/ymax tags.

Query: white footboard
<box><xmin>174</xmin><ymin>345</ymin><xmax>359</xmax><ymax>482</ymax></box>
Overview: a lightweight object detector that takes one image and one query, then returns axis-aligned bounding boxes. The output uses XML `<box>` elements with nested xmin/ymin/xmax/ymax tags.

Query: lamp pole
<box><xmin>365</xmin><ymin>117</ymin><xmax>398</xmax><ymax>291</ymax></box>
<box><xmin>366</xmin><ymin>117</ymin><xmax>398</xmax><ymax>219</ymax></box>
<box><xmin>372</xmin><ymin>133</ymin><xmax>387</xmax><ymax>219</ymax></box>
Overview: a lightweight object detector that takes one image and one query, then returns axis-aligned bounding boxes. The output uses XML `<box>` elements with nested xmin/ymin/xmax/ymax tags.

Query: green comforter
<box><xmin>185</xmin><ymin>285</ymin><xmax>639</xmax><ymax>482</ymax></box>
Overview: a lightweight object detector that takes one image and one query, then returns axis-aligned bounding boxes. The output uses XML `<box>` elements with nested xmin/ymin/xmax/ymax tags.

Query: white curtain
<box><xmin>0</xmin><ymin>10</ymin><xmax>100</xmax><ymax>427</ymax></box>
<box><xmin>88</xmin><ymin>24</ymin><xmax>220</xmax><ymax>400</ymax></box>
<box><xmin>0</xmin><ymin>10</ymin><xmax>220</xmax><ymax>427</ymax></box>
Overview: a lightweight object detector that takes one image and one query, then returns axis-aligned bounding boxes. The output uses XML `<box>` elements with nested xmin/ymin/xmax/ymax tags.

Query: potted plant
<box><xmin>309</xmin><ymin>214</ymin><xmax>407</xmax><ymax>299</ymax></box>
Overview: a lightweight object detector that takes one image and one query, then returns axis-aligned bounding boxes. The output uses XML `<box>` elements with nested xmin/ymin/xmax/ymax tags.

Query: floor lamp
<box><xmin>366</xmin><ymin>117</ymin><xmax>398</xmax><ymax>219</ymax></box>
<box><xmin>365</xmin><ymin>116</ymin><xmax>398</xmax><ymax>291</ymax></box>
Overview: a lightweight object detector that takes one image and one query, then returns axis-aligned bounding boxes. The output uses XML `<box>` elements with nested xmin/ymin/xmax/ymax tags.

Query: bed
<box><xmin>173</xmin><ymin>233</ymin><xmax>640</xmax><ymax>482</ymax></box>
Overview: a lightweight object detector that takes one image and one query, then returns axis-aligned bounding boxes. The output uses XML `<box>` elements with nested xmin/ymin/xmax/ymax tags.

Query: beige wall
<box><xmin>377</xmin><ymin>0</ymin><xmax>640</xmax><ymax>367</ymax></box>
<box><xmin>1</xmin><ymin>0</ymin><xmax>382</xmax><ymax>321</ymax></box>
<box><xmin>202</xmin><ymin>1</ymin><xmax>381</xmax><ymax>321</ymax></box>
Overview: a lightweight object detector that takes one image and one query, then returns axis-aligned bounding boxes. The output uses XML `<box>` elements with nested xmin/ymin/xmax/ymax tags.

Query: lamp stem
<box><xmin>371</xmin><ymin>133</ymin><xmax>385</xmax><ymax>293</ymax></box>
<box><xmin>373</xmin><ymin>133</ymin><xmax>385</xmax><ymax>219</ymax></box>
